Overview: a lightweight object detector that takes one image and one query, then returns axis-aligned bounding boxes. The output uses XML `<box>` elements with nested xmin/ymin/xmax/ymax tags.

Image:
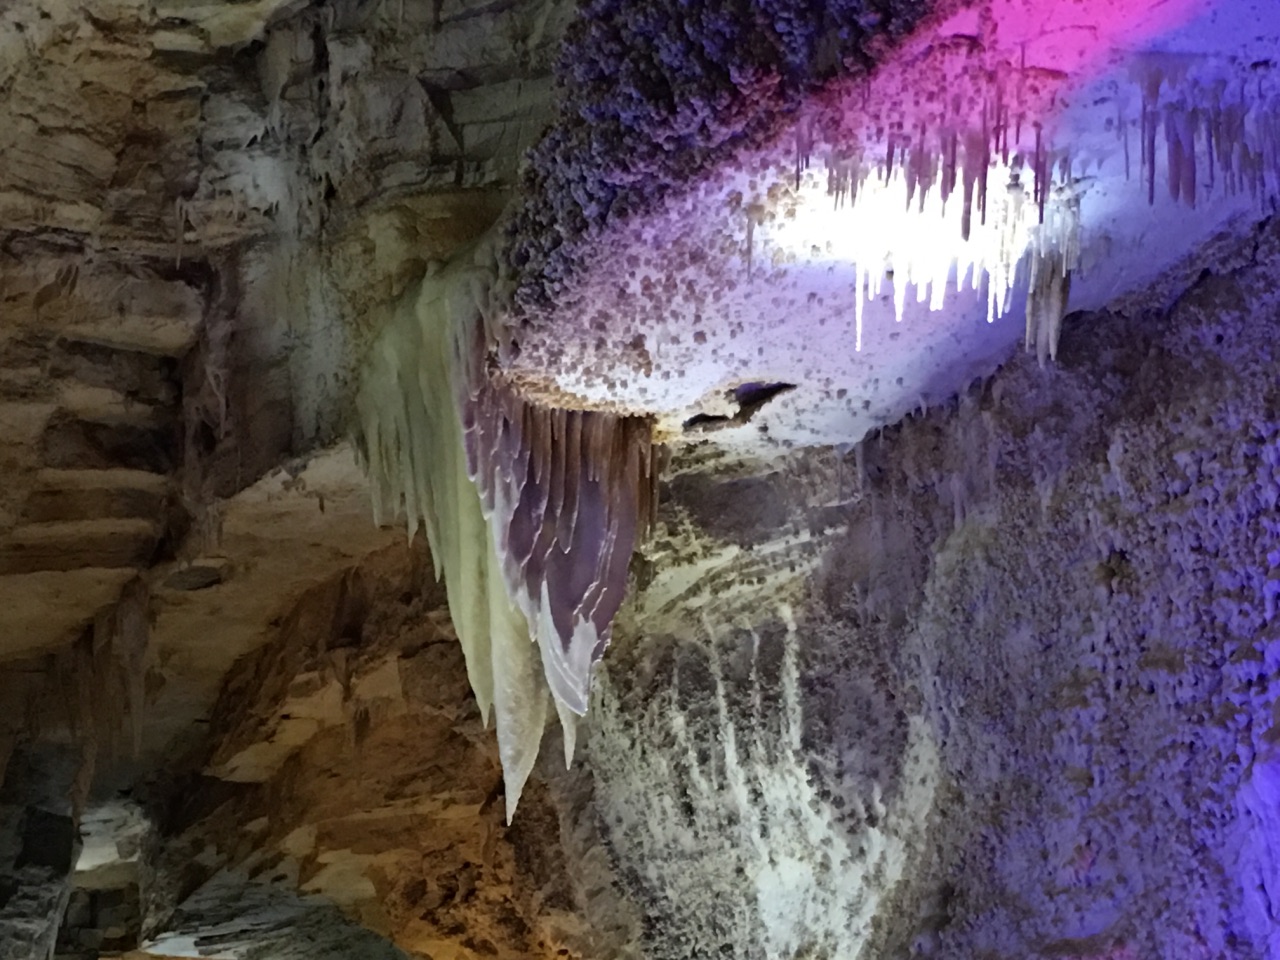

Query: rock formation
<box><xmin>1</xmin><ymin>0</ymin><xmax>1279</xmax><ymax>958</ymax></box>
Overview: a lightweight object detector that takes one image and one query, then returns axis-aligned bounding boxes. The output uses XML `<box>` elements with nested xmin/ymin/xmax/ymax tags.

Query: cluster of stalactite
<box><xmin>354</xmin><ymin>246</ymin><xmax>662</xmax><ymax>818</ymax></box>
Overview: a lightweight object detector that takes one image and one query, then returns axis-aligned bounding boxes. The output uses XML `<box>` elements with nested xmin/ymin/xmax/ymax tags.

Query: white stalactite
<box><xmin>354</xmin><ymin>237</ymin><xmax>660</xmax><ymax>818</ymax></box>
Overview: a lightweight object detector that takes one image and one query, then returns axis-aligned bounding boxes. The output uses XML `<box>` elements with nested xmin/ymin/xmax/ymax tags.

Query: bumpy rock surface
<box><xmin>578</xmin><ymin>219</ymin><xmax>1280</xmax><ymax>959</ymax></box>
<box><xmin>505</xmin><ymin>0</ymin><xmax>933</xmax><ymax>308</ymax></box>
<box><xmin>142</xmin><ymin>540</ymin><xmax>600</xmax><ymax>959</ymax></box>
<box><xmin>138</xmin><ymin>219</ymin><xmax>1280</xmax><ymax>959</ymax></box>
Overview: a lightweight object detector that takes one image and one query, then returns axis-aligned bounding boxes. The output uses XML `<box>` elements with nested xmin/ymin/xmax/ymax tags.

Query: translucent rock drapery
<box><xmin>354</xmin><ymin>240</ymin><xmax>661</xmax><ymax>818</ymax></box>
<box><xmin>458</xmin><ymin>359</ymin><xmax>663</xmax><ymax>717</ymax></box>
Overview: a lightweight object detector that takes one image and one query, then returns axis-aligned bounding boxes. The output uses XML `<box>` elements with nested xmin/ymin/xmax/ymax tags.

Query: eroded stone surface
<box><xmin>144</xmin><ymin>539</ymin><xmax>593</xmax><ymax>960</ymax></box>
<box><xmin>579</xmin><ymin>217</ymin><xmax>1280</xmax><ymax>959</ymax></box>
<box><xmin>0</xmin><ymin>0</ymin><xmax>564</xmax><ymax>925</ymax></box>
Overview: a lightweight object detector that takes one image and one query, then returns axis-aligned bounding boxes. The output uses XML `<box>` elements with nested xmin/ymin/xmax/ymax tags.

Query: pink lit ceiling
<box><xmin>508</xmin><ymin>0</ymin><xmax>1279</xmax><ymax>454</ymax></box>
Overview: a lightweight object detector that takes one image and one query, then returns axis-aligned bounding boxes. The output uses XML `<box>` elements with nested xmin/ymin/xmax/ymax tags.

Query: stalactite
<box><xmin>766</xmin><ymin>45</ymin><xmax>1280</xmax><ymax>366</ymax></box>
<box><xmin>1032</xmin><ymin>124</ymin><xmax>1047</xmax><ymax>223</ymax></box>
<box><xmin>354</xmin><ymin>238</ymin><xmax>662</xmax><ymax>818</ymax></box>
<box><xmin>1124</xmin><ymin>56</ymin><xmax>1280</xmax><ymax>214</ymax></box>
<box><xmin>1025</xmin><ymin>247</ymin><xmax>1071</xmax><ymax>366</ymax></box>
<box><xmin>804</xmin><ymin>115</ymin><xmax>1079</xmax><ymax>343</ymax></box>
<box><xmin>1024</xmin><ymin>185</ymin><xmax>1080</xmax><ymax>366</ymax></box>
<box><xmin>460</xmin><ymin>354</ymin><xmax>663</xmax><ymax>717</ymax></box>
<box><xmin>111</xmin><ymin>578</ymin><xmax>151</xmax><ymax>759</ymax></box>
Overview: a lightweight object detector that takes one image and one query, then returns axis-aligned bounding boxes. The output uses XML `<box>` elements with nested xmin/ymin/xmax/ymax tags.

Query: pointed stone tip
<box><xmin>555</xmin><ymin>695</ymin><xmax>578</xmax><ymax>769</ymax></box>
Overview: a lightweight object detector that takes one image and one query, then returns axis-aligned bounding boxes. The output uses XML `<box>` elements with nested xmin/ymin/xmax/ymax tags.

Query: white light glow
<box><xmin>758</xmin><ymin>145</ymin><xmax>1082</xmax><ymax>362</ymax></box>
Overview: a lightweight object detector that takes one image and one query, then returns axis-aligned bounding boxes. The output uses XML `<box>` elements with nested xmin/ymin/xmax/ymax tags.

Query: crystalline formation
<box><xmin>354</xmin><ymin>242</ymin><xmax>661</xmax><ymax>818</ymax></box>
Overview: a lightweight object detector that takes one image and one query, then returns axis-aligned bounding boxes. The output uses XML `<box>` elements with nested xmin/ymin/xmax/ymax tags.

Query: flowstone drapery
<box><xmin>354</xmin><ymin>240</ymin><xmax>661</xmax><ymax>817</ymax></box>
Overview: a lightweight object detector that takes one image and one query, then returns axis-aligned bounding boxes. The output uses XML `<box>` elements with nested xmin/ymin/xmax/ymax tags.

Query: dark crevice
<box><xmin>684</xmin><ymin>381</ymin><xmax>795</xmax><ymax>433</ymax></box>
<box><xmin>732</xmin><ymin>380</ymin><xmax>796</xmax><ymax>415</ymax></box>
<box><xmin>682</xmin><ymin>412</ymin><xmax>732</xmax><ymax>432</ymax></box>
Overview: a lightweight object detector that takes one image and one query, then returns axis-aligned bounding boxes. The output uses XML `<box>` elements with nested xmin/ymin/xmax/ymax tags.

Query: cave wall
<box><xmin>579</xmin><ymin>219</ymin><xmax>1280</xmax><ymax>959</ymax></box>
<box><xmin>0</xmin><ymin>0</ymin><xmax>568</xmax><ymax>669</ymax></box>
<box><xmin>146</xmin><ymin>216</ymin><xmax>1280</xmax><ymax>960</ymax></box>
<box><xmin>0</xmin><ymin>746</ymin><xmax>80</xmax><ymax>960</ymax></box>
<box><xmin>137</xmin><ymin>539</ymin><xmax>597</xmax><ymax>960</ymax></box>
<box><xmin>0</xmin><ymin>0</ymin><xmax>568</xmax><ymax>950</ymax></box>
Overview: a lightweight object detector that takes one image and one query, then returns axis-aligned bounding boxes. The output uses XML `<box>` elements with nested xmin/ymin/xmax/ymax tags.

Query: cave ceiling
<box><xmin>505</xmin><ymin>0</ymin><xmax>1280</xmax><ymax>451</ymax></box>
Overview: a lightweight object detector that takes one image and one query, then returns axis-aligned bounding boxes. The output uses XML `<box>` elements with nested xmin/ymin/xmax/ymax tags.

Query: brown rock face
<box><xmin>0</xmin><ymin>0</ymin><xmax>565</xmax><ymax>954</ymax></box>
<box><xmin>0</xmin><ymin>0</ymin><xmax>566</xmax><ymax>663</ymax></box>
<box><xmin>143</xmin><ymin>539</ymin><xmax>591</xmax><ymax>960</ymax></box>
